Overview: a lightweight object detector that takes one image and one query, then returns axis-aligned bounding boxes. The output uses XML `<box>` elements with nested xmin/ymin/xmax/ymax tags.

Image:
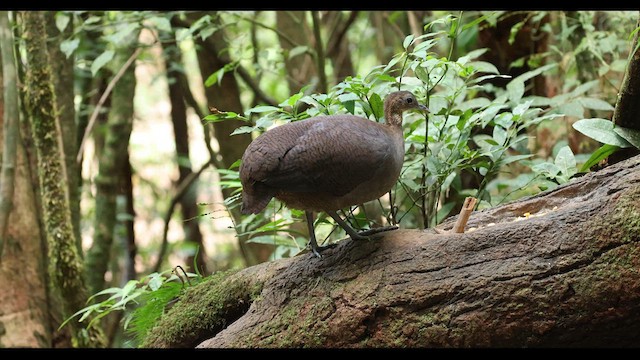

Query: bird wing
<box><xmin>257</xmin><ymin>115</ymin><xmax>395</xmax><ymax>196</ymax></box>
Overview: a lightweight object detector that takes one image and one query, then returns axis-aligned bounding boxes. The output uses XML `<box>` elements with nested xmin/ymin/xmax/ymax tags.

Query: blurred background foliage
<box><xmin>1</xmin><ymin>10</ymin><xmax>639</xmax><ymax>347</ymax></box>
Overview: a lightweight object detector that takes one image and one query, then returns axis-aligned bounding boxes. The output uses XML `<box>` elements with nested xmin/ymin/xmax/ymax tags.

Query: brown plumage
<box><xmin>240</xmin><ymin>91</ymin><xmax>427</xmax><ymax>257</ymax></box>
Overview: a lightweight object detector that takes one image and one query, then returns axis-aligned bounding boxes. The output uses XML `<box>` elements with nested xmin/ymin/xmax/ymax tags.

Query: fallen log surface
<box><xmin>143</xmin><ymin>154</ymin><xmax>640</xmax><ymax>348</ymax></box>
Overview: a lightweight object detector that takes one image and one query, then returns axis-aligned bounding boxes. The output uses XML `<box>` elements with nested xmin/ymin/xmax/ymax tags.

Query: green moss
<box><xmin>141</xmin><ymin>269</ymin><xmax>264</xmax><ymax>348</ymax></box>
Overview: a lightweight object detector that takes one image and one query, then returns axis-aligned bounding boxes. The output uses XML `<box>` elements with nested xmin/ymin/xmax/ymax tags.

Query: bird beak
<box><xmin>419</xmin><ymin>104</ymin><xmax>429</xmax><ymax>113</ymax></box>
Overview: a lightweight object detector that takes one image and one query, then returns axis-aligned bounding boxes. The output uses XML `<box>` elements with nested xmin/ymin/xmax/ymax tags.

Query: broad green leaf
<box><xmin>55</xmin><ymin>12</ymin><xmax>70</xmax><ymax>32</ymax></box>
<box><xmin>105</xmin><ymin>23</ymin><xmax>140</xmax><ymax>45</ymax></box>
<box><xmin>370</xmin><ymin>93</ymin><xmax>384</xmax><ymax>120</ymax></box>
<box><xmin>572</xmin><ymin>118</ymin><xmax>632</xmax><ymax>147</ymax></box>
<box><xmin>613</xmin><ymin>126</ymin><xmax>640</xmax><ymax>149</ymax></box>
<box><xmin>579</xmin><ymin>144</ymin><xmax>619</xmax><ymax>172</ymax></box>
<box><xmin>149</xmin><ymin>16</ymin><xmax>172</xmax><ymax>33</ymax></box>
<box><xmin>467</xmin><ymin>61</ymin><xmax>499</xmax><ymax>74</ymax></box>
<box><xmin>570</xmin><ymin>80</ymin><xmax>598</xmax><ymax>96</ymax></box>
<box><xmin>337</xmin><ymin>92</ymin><xmax>360</xmax><ymax>103</ymax></box>
<box><xmin>230</xmin><ymin>126</ymin><xmax>256</xmax><ymax>136</ymax></box>
<box><xmin>91</xmin><ymin>50</ymin><xmax>115</xmax><ymax>76</ymax></box>
<box><xmin>554</xmin><ymin>146</ymin><xmax>577</xmax><ymax>177</ymax></box>
<box><xmin>506</xmin><ymin>79</ymin><xmax>525</xmax><ymax>103</ymax></box>
<box><xmin>148</xmin><ymin>274</ymin><xmax>164</xmax><ymax>291</ymax></box>
<box><xmin>246</xmin><ymin>106</ymin><xmax>280</xmax><ymax>114</ymax></box>
<box><xmin>499</xmin><ymin>154</ymin><xmax>533</xmax><ymax>166</ymax></box>
<box><xmin>532</xmin><ymin>162</ymin><xmax>560</xmax><ymax>177</ymax></box>
<box><xmin>513</xmin><ymin>100</ymin><xmax>533</xmax><ymax>117</ymax></box>
<box><xmin>60</xmin><ymin>38</ymin><xmax>79</xmax><ymax>58</ymax></box>
<box><xmin>403</xmin><ymin>34</ymin><xmax>414</xmax><ymax>49</ymax></box>
<box><xmin>577</xmin><ymin>97</ymin><xmax>614</xmax><ymax>111</ymax></box>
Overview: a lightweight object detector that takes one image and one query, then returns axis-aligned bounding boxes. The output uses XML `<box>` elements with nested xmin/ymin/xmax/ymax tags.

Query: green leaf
<box><xmin>370</xmin><ymin>93</ymin><xmax>384</xmax><ymax>120</ymax></box>
<box><xmin>91</xmin><ymin>50</ymin><xmax>115</xmax><ymax>76</ymax></box>
<box><xmin>613</xmin><ymin>126</ymin><xmax>640</xmax><ymax>149</ymax></box>
<box><xmin>577</xmin><ymin>97</ymin><xmax>614</xmax><ymax>111</ymax></box>
<box><xmin>403</xmin><ymin>34</ymin><xmax>414</xmax><ymax>49</ymax></box>
<box><xmin>104</xmin><ymin>22</ymin><xmax>140</xmax><ymax>45</ymax></box>
<box><xmin>499</xmin><ymin>154</ymin><xmax>533</xmax><ymax>166</ymax></box>
<box><xmin>579</xmin><ymin>144</ymin><xmax>619</xmax><ymax>172</ymax></box>
<box><xmin>246</xmin><ymin>106</ymin><xmax>280</xmax><ymax>114</ymax></box>
<box><xmin>554</xmin><ymin>146</ymin><xmax>577</xmax><ymax>177</ymax></box>
<box><xmin>572</xmin><ymin>118</ymin><xmax>632</xmax><ymax>147</ymax></box>
<box><xmin>288</xmin><ymin>45</ymin><xmax>308</xmax><ymax>59</ymax></box>
<box><xmin>513</xmin><ymin>100</ymin><xmax>533</xmax><ymax>116</ymax></box>
<box><xmin>230</xmin><ymin>126</ymin><xmax>256</xmax><ymax>136</ymax></box>
<box><xmin>149</xmin><ymin>16</ymin><xmax>172</xmax><ymax>33</ymax></box>
<box><xmin>344</xmin><ymin>100</ymin><xmax>355</xmax><ymax>115</ymax></box>
<box><xmin>60</xmin><ymin>39</ymin><xmax>79</xmax><ymax>58</ymax></box>
<box><xmin>55</xmin><ymin>12</ymin><xmax>70</xmax><ymax>32</ymax></box>
<box><xmin>148</xmin><ymin>274</ymin><xmax>164</xmax><ymax>291</ymax></box>
<box><xmin>532</xmin><ymin>162</ymin><xmax>560</xmax><ymax>177</ymax></box>
<box><xmin>246</xmin><ymin>235</ymin><xmax>299</xmax><ymax>247</ymax></box>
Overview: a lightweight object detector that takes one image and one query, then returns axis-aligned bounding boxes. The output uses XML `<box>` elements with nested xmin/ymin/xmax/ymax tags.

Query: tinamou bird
<box><xmin>239</xmin><ymin>91</ymin><xmax>427</xmax><ymax>257</ymax></box>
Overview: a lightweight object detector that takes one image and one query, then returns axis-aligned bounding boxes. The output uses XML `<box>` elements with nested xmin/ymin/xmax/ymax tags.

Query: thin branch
<box><xmin>236</xmin><ymin>66</ymin><xmax>278</xmax><ymax>106</ymax></box>
<box><xmin>153</xmin><ymin>158</ymin><xmax>215</xmax><ymax>273</ymax></box>
<box><xmin>326</xmin><ymin>11</ymin><xmax>359</xmax><ymax>58</ymax></box>
<box><xmin>76</xmin><ymin>46</ymin><xmax>142</xmax><ymax>164</ymax></box>
<box><xmin>0</xmin><ymin>11</ymin><xmax>18</xmax><ymax>260</ymax></box>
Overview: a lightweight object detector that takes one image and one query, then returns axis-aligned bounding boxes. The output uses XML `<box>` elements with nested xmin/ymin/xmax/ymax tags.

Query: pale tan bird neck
<box><xmin>384</xmin><ymin>96</ymin><xmax>406</xmax><ymax>126</ymax></box>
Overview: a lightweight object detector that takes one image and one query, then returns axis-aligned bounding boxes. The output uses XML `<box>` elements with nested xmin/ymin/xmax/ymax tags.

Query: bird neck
<box><xmin>384</xmin><ymin>109</ymin><xmax>403</xmax><ymax>127</ymax></box>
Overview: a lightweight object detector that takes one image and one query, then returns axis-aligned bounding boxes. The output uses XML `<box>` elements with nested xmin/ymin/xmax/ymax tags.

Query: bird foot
<box><xmin>309</xmin><ymin>243</ymin><xmax>338</xmax><ymax>258</ymax></box>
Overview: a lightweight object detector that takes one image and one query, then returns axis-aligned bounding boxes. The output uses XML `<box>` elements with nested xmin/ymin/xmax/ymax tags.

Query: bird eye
<box><xmin>407</xmin><ymin>98</ymin><xmax>413</xmax><ymax>103</ymax></box>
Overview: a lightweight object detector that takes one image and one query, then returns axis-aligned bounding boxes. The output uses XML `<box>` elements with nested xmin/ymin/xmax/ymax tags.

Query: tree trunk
<box><xmin>0</xmin><ymin>11</ymin><xmax>52</xmax><ymax>347</ymax></box>
<box><xmin>164</xmin><ymin>34</ymin><xmax>208</xmax><ymax>275</ymax></box>
<box><xmin>186</xmin><ymin>12</ymin><xmax>270</xmax><ymax>265</ymax></box>
<box><xmin>21</xmin><ymin>11</ymin><xmax>104</xmax><ymax>347</ymax></box>
<box><xmin>610</xmin><ymin>14</ymin><xmax>640</xmax><ymax>164</ymax></box>
<box><xmin>44</xmin><ymin>12</ymin><xmax>82</xmax><ymax>254</ymax></box>
<box><xmin>143</xmin><ymin>153</ymin><xmax>640</xmax><ymax>348</ymax></box>
<box><xmin>276</xmin><ymin>11</ymin><xmax>317</xmax><ymax>94</ymax></box>
<box><xmin>85</xmin><ymin>29</ymin><xmax>138</xmax><ymax>295</ymax></box>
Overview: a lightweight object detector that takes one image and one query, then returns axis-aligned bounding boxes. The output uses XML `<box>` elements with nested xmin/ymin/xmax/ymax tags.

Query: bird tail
<box><xmin>241</xmin><ymin>182</ymin><xmax>274</xmax><ymax>215</ymax></box>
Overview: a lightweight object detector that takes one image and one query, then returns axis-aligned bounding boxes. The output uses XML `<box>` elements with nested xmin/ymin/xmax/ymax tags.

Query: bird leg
<box><xmin>326</xmin><ymin>211</ymin><xmax>368</xmax><ymax>241</ymax></box>
<box><xmin>305</xmin><ymin>211</ymin><xmax>337</xmax><ymax>258</ymax></box>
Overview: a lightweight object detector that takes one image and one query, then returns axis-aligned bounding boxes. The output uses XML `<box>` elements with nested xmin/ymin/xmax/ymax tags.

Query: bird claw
<box><xmin>309</xmin><ymin>243</ymin><xmax>337</xmax><ymax>258</ymax></box>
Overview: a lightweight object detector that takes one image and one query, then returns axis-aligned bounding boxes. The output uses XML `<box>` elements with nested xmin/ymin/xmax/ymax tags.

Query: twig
<box><xmin>236</xmin><ymin>66</ymin><xmax>278</xmax><ymax>106</ymax></box>
<box><xmin>326</xmin><ymin>11</ymin><xmax>359</xmax><ymax>58</ymax></box>
<box><xmin>76</xmin><ymin>46</ymin><xmax>142</xmax><ymax>164</ymax></box>
<box><xmin>452</xmin><ymin>197</ymin><xmax>477</xmax><ymax>233</ymax></box>
<box><xmin>152</xmin><ymin>158</ymin><xmax>215</xmax><ymax>273</ymax></box>
<box><xmin>0</xmin><ymin>11</ymin><xmax>18</xmax><ymax>260</ymax></box>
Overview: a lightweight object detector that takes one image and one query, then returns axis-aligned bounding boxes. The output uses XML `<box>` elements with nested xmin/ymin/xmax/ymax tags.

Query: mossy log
<box><xmin>143</xmin><ymin>154</ymin><xmax>640</xmax><ymax>348</ymax></box>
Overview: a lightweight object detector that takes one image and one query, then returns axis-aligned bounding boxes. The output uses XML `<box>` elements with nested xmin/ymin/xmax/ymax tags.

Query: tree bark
<box><xmin>0</xmin><ymin>12</ymin><xmax>52</xmax><ymax>347</ymax></box>
<box><xmin>164</xmin><ymin>33</ymin><xmax>208</xmax><ymax>275</ymax></box>
<box><xmin>276</xmin><ymin>11</ymin><xmax>316</xmax><ymax>94</ymax></box>
<box><xmin>44</xmin><ymin>12</ymin><xmax>82</xmax><ymax>254</ymax></box>
<box><xmin>21</xmin><ymin>11</ymin><xmax>104</xmax><ymax>347</ymax></box>
<box><xmin>186</xmin><ymin>12</ymin><xmax>270</xmax><ymax>266</ymax></box>
<box><xmin>143</xmin><ymin>153</ymin><xmax>640</xmax><ymax>348</ymax></box>
<box><xmin>610</xmin><ymin>14</ymin><xmax>640</xmax><ymax>164</ymax></box>
<box><xmin>85</xmin><ymin>29</ymin><xmax>138</xmax><ymax>295</ymax></box>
